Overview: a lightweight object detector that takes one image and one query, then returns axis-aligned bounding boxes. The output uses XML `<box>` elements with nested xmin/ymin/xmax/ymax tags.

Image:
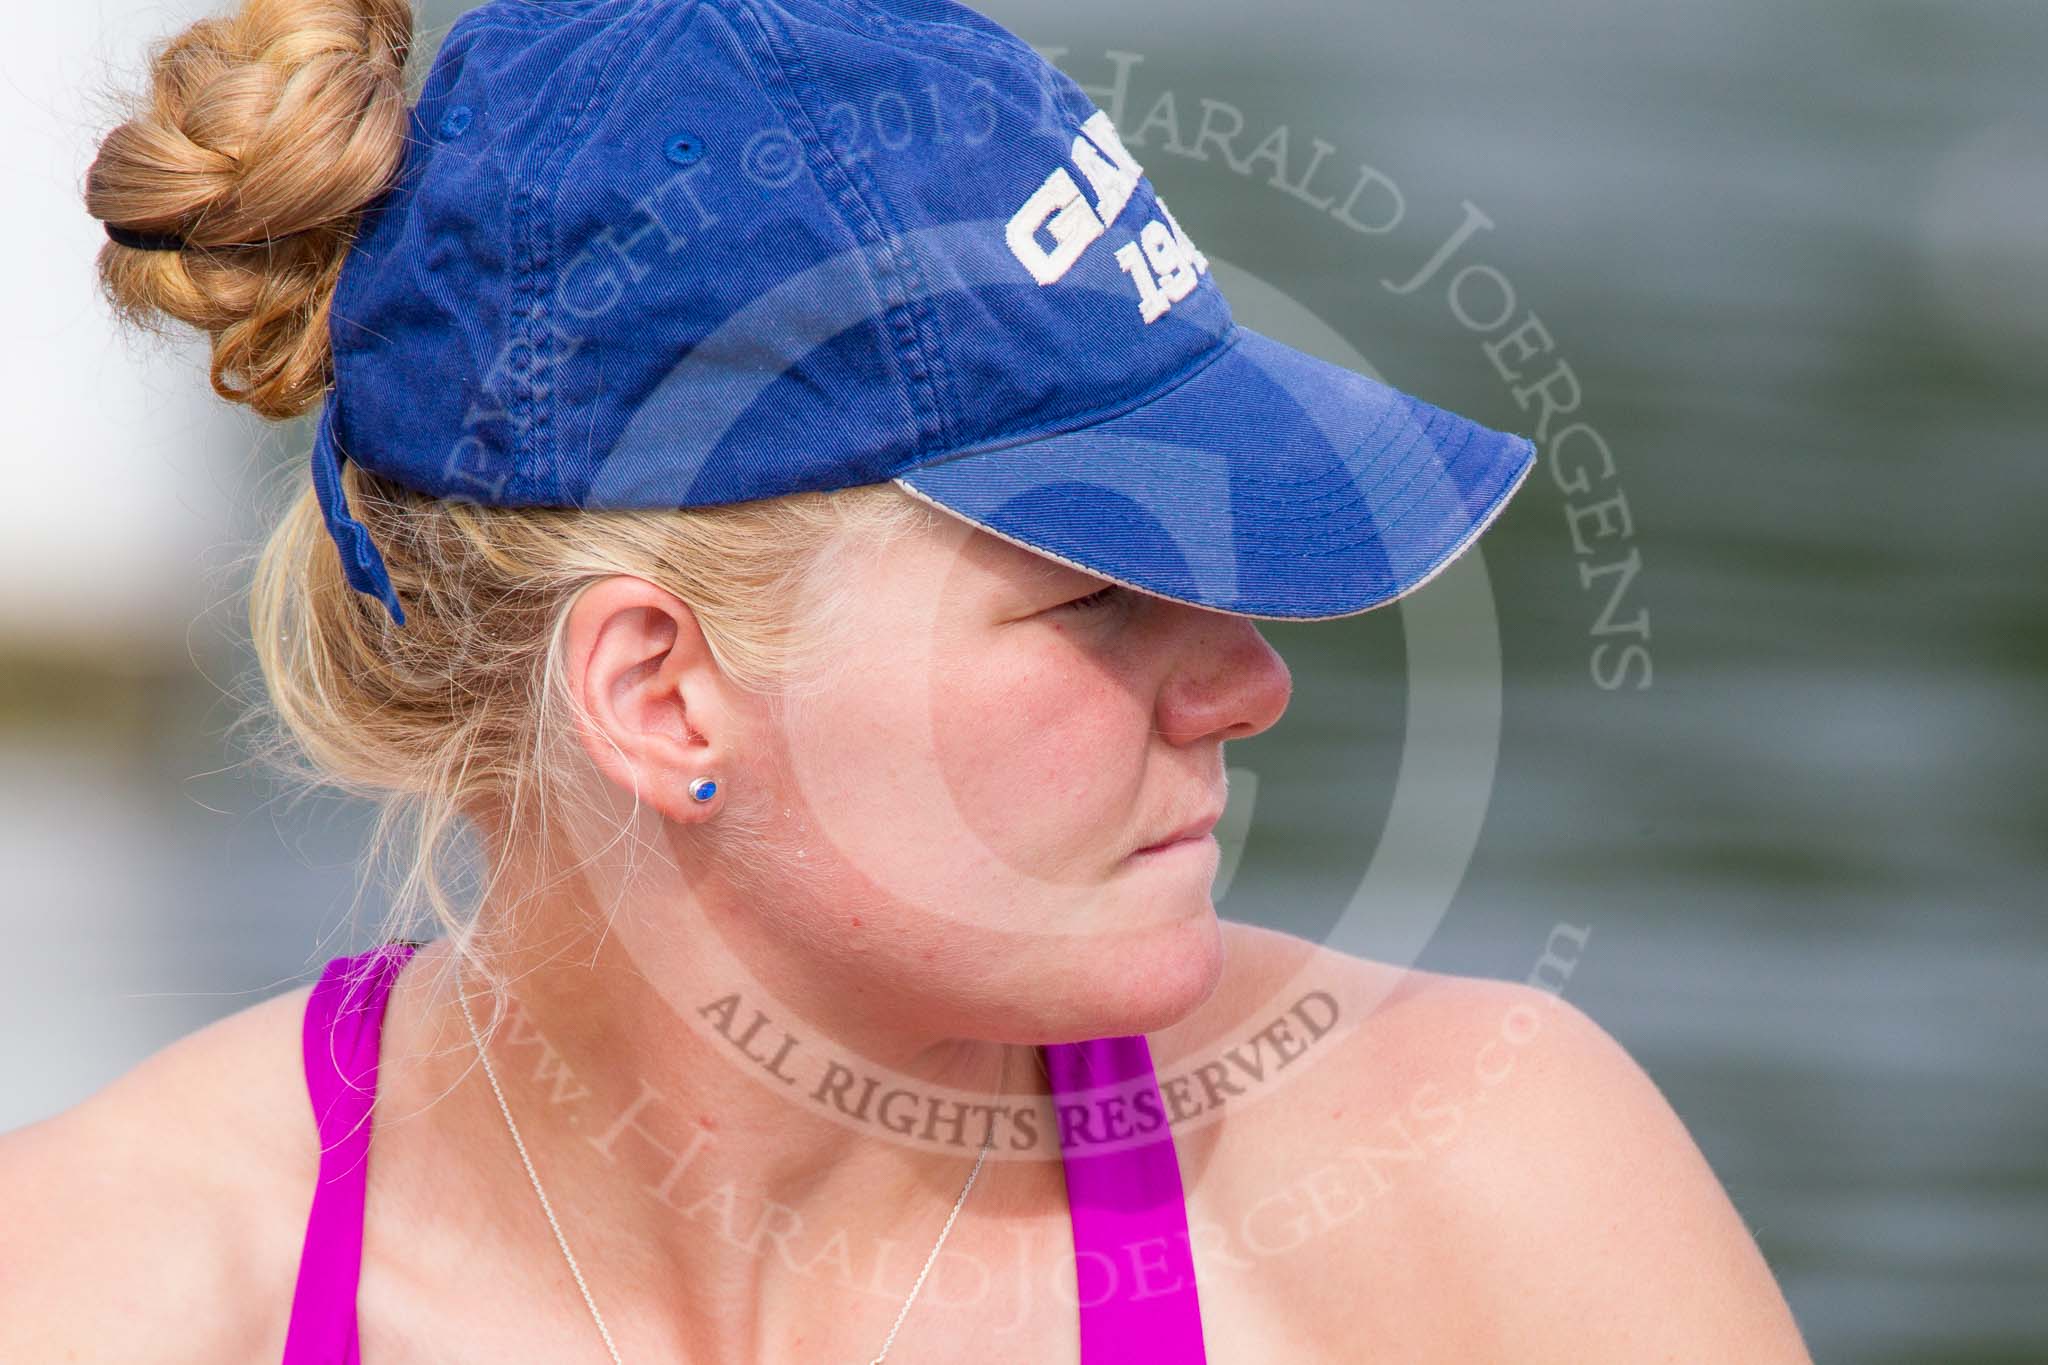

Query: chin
<box><xmin>1035</xmin><ymin>897</ymin><xmax>1224</xmax><ymax>1044</ymax></box>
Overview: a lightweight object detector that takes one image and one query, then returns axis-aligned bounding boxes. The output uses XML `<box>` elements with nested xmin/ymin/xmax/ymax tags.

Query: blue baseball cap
<box><xmin>314</xmin><ymin>0</ymin><xmax>1536</xmax><ymax>628</ymax></box>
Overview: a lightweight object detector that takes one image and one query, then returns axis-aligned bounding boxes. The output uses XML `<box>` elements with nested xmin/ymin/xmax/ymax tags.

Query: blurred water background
<box><xmin>4</xmin><ymin>1</ymin><xmax>2045</xmax><ymax>1361</ymax></box>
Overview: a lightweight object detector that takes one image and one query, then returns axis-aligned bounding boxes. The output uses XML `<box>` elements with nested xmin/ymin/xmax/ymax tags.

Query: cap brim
<box><xmin>892</xmin><ymin>323</ymin><xmax>1535</xmax><ymax>621</ymax></box>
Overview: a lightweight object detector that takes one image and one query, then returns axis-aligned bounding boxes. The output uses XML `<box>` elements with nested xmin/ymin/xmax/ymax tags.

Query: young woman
<box><xmin>3</xmin><ymin>0</ymin><xmax>1813</xmax><ymax>1360</ymax></box>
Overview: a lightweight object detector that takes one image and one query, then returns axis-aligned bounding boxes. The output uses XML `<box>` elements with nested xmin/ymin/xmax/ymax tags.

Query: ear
<box><xmin>561</xmin><ymin>575</ymin><xmax>727</xmax><ymax>825</ymax></box>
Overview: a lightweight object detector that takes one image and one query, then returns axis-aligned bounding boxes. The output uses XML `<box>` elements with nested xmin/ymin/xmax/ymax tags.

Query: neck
<box><xmin>374</xmin><ymin>919</ymin><xmax>1075</xmax><ymax>1362</ymax></box>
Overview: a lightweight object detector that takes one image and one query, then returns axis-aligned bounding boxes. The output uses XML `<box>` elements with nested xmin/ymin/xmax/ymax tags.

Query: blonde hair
<box><xmin>87</xmin><ymin>0</ymin><xmax>937</xmax><ymax>997</ymax></box>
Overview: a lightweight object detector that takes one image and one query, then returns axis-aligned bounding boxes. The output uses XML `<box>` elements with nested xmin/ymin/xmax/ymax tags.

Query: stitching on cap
<box><xmin>892</xmin><ymin>431</ymin><xmax>1533</xmax><ymax>622</ymax></box>
<box><xmin>900</xmin><ymin>324</ymin><xmax>1245</xmax><ymax>473</ymax></box>
<box><xmin>507</xmin><ymin>3</ymin><xmax>656</xmax><ymax>500</ymax></box>
<box><xmin>545</xmin><ymin>2</ymin><xmax>673</xmax><ymax>500</ymax></box>
<box><xmin>756</xmin><ymin>0</ymin><xmax>953</xmax><ymax>455</ymax></box>
<box><xmin>730</xmin><ymin>0</ymin><xmax>953</xmax><ymax>457</ymax></box>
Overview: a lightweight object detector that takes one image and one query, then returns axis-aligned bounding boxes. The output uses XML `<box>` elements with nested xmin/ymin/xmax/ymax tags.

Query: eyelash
<box><xmin>1061</xmin><ymin>585</ymin><xmax>1123</xmax><ymax>612</ymax></box>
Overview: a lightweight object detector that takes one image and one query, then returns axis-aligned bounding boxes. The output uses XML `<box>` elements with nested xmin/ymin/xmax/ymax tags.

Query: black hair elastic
<box><xmin>104</xmin><ymin>222</ymin><xmax>188</xmax><ymax>252</ymax></box>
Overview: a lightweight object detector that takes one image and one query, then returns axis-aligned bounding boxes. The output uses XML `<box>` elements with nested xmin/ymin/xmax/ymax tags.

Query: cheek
<box><xmin>929</xmin><ymin>648</ymin><xmax>1144</xmax><ymax>873</ymax></box>
<box><xmin>772</xmin><ymin>627</ymin><xmax>1148</xmax><ymax>923</ymax></box>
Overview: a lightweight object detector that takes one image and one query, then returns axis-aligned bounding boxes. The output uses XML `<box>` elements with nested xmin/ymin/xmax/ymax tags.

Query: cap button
<box><xmin>664</xmin><ymin>131</ymin><xmax>705</xmax><ymax>166</ymax></box>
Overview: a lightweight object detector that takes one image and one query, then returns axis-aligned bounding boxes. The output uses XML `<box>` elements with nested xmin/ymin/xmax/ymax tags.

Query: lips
<box><xmin>1133</xmin><ymin>808</ymin><xmax>1223</xmax><ymax>855</ymax></box>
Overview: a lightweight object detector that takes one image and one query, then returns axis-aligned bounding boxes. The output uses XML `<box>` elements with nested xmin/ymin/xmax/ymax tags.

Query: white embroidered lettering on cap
<box><xmin>1006</xmin><ymin>108</ymin><xmax>1210</xmax><ymax>324</ymax></box>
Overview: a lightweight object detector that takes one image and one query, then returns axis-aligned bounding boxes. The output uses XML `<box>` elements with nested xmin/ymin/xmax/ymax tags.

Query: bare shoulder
<box><xmin>1398</xmin><ymin>968</ymin><xmax>1815</xmax><ymax>1361</ymax></box>
<box><xmin>1170</xmin><ymin>922</ymin><xmax>1814</xmax><ymax>1362</ymax></box>
<box><xmin>0</xmin><ymin>983</ymin><xmax>320</xmax><ymax>1363</ymax></box>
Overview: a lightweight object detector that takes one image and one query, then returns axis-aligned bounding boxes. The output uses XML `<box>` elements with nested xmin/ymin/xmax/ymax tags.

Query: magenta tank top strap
<box><xmin>281</xmin><ymin>941</ymin><xmax>419</xmax><ymax>1365</ymax></box>
<box><xmin>1041</xmin><ymin>1034</ymin><xmax>1208</xmax><ymax>1362</ymax></box>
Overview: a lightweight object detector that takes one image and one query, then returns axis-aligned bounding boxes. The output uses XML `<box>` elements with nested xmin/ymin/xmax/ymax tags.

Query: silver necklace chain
<box><xmin>457</xmin><ymin>972</ymin><xmax>996</xmax><ymax>1365</ymax></box>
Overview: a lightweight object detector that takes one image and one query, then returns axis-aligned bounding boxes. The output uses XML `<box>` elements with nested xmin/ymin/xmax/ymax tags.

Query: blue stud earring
<box><xmin>688</xmin><ymin>777</ymin><xmax>718</xmax><ymax>803</ymax></box>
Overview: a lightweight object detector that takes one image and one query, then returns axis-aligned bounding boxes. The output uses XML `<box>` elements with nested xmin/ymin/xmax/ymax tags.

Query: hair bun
<box><xmin>86</xmin><ymin>0</ymin><xmax>414</xmax><ymax>421</ymax></box>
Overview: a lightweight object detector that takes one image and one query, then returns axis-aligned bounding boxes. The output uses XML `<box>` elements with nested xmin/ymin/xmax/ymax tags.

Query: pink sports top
<box><xmin>281</xmin><ymin>942</ymin><xmax>1207</xmax><ymax>1362</ymax></box>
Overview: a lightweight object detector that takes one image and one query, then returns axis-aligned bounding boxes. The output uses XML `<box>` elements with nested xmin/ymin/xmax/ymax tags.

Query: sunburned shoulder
<box><xmin>1165</xmin><ymin>922</ymin><xmax>1816</xmax><ymax>1363</ymax></box>
<box><xmin>0</xmin><ymin>983</ymin><xmax>320</xmax><ymax>1363</ymax></box>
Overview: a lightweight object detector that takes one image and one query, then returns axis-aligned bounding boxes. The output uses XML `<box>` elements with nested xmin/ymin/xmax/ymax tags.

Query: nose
<box><xmin>1154</xmin><ymin>609</ymin><xmax>1293</xmax><ymax>747</ymax></box>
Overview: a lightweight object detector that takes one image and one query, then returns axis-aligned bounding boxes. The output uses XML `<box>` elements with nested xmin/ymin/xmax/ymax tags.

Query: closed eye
<box><xmin>1059</xmin><ymin>584</ymin><xmax>1124</xmax><ymax>612</ymax></box>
